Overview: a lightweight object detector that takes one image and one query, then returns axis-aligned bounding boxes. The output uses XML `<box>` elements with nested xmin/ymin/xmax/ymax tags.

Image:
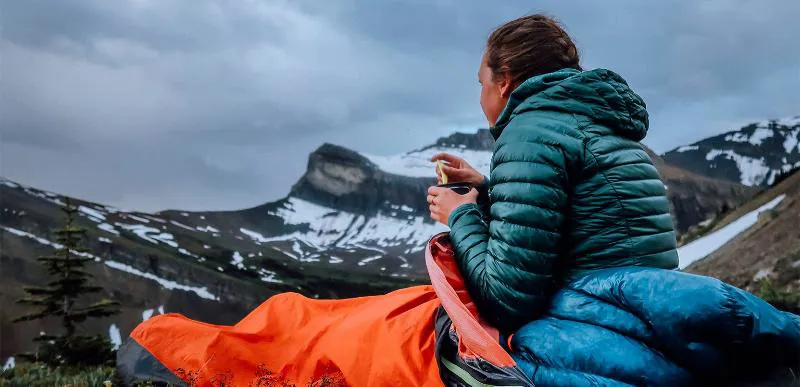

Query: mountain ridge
<box><xmin>663</xmin><ymin>116</ymin><xmax>800</xmax><ymax>187</ymax></box>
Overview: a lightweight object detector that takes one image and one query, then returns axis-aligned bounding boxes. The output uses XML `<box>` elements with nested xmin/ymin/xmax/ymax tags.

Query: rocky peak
<box><xmin>288</xmin><ymin>143</ymin><xmax>433</xmax><ymax>216</ymax></box>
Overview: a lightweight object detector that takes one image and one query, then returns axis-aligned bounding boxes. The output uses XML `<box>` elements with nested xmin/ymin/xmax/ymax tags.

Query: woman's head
<box><xmin>479</xmin><ymin>14</ymin><xmax>581</xmax><ymax>125</ymax></box>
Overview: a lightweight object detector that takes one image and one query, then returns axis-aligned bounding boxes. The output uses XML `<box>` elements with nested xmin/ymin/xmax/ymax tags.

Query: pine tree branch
<box><xmin>13</xmin><ymin>311</ymin><xmax>55</xmax><ymax>322</ymax></box>
<box><xmin>19</xmin><ymin>286</ymin><xmax>58</xmax><ymax>296</ymax></box>
<box><xmin>15</xmin><ymin>297</ymin><xmax>50</xmax><ymax>306</ymax></box>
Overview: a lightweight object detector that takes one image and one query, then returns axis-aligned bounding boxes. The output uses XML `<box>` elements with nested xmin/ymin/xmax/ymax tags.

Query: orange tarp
<box><xmin>128</xmin><ymin>233</ymin><xmax>516</xmax><ymax>386</ymax></box>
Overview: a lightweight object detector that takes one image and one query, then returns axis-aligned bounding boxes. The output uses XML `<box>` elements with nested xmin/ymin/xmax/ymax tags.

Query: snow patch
<box><xmin>724</xmin><ymin>132</ymin><xmax>748</xmax><ymax>143</ymax></box>
<box><xmin>3</xmin><ymin>357</ymin><xmax>15</xmax><ymax>370</ymax></box>
<box><xmin>170</xmin><ymin>220</ymin><xmax>196</xmax><ymax>231</ymax></box>
<box><xmin>706</xmin><ymin>149</ymin><xmax>771</xmax><ymax>186</ymax></box>
<box><xmin>146</xmin><ymin>216</ymin><xmax>166</xmax><ymax>223</ymax></box>
<box><xmin>142</xmin><ymin>309</ymin><xmax>154</xmax><ymax>321</ymax></box>
<box><xmin>678</xmin><ymin>194</ymin><xmax>786</xmax><ymax>269</ymax></box>
<box><xmin>675</xmin><ymin>145</ymin><xmax>699</xmax><ymax>153</ymax></box>
<box><xmin>98</xmin><ymin>223</ymin><xmax>120</xmax><ymax>235</ymax></box>
<box><xmin>196</xmin><ymin>225</ymin><xmax>220</xmax><ymax>233</ymax></box>
<box><xmin>116</xmin><ymin>223</ymin><xmax>178</xmax><ymax>247</ymax></box>
<box><xmin>21</xmin><ymin>187</ymin><xmax>66</xmax><ymax>206</ymax></box>
<box><xmin>329</xmin><ymin>256</ymin><xmax>344</xmax><ymax>264</ymax></box>
<box><xmin>753</xmin><ymin>268</ymin><xmax>773</xmax><ymax>282</ymax></box>
<box><xmin>240</xmin><ymin>228</ymin><xmax>269</xmax><ymax>243</ymax></box>
<box><xmin>1</xmin><ymin>226</ymin><xmax>101</xmax><ymax>261</ymax></box>
<box><xmin>1</xmin><ymin>179</ymin><xmax>20</xmax><ymax>188</ymax></box>
<box><xmin>178</xmin><ymin>248</ymin><xmax>201</xmax><ymax>260</ymax></box>
<box><xmin>128</xmin><ymin>214</ymin><xmax>151</xmax><ymax>223</ymax></box>
<box><xmin>108</xmin><ymin>324</ymin><xmax>121</xmax><ymax>350</ymax></box>
<box><xmin>258</xmin><ymin>269</ymin><xmax>283</xmax><ymax>283</ymax></box>
<box><xmin>3</xmin><ymin>226</ymin><xmax>60</xmax><ymax>247</ymax></box>
<box><xmin>358</xmin><ymin>255</ymin><xmax>383</xmax><ymax>266</ymax></box>
<box><xmin>777</xmin><ymin>116</ymin><xmax>800</xmax><ymax>127</ymax></box>
<box><xmin>748</xmin><ymin>127</ymin><xmax>774</xmax><ymax>145</ymax></box>
<box><xmin>272</xmin><ymin>247</ymin><xmax>297</xmax><ymax>260</ymax></box>
<box><xmin>104</xmin><ymin>260</ymin><xmax>218</xmax><ymax>301</ymax></box>
<box><xmin>784</xmin><ymin>129</ymin><xmax>800</xmax><ymax>154</ymax></box>
<box><xmin>231</xmin><ymin>251</ymin><xmax>245</xmax><ymax>269</ymax></box>
<box><xmin>699</xmin><ymin>218</ymin><xmax>715</xmax><ymax>228</ymax></box>
<box><xmin>99</xmin><ymin>237</ymin><xmax>113</xmax><ymax>243</ymax></box>
<box><xmin>78</xmin><ymin>206</ymin><xmax>106</xmax><ymax>221</ymax></box>
<box><xmin>104</xmin><ymin>206</ymin><xmax>121</xmax><ymax>214</ymax></box>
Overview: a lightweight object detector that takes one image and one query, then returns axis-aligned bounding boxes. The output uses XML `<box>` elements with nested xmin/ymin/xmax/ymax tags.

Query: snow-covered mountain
<box><xmin>663</xmin><ymin>116</ymin><xmax>800</xmax><ymax>186</ymax></box>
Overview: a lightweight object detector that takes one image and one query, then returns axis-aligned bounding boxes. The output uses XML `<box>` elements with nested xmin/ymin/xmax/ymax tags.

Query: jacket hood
<box><xmin>491</xmin><ymin>68</ymin><xmax>649</xmax><ymax>142</ymax></box>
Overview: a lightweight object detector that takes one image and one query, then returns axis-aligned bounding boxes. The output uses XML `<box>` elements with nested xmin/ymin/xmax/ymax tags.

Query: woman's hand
<box><xmin>427</xmin><ymin>186</ymin><xmax>478</xmax><ymax>225</ymax></box>
<box><xmin>431</xmin><ymin>153</ymin><xmax>484</xmax><ymax>186</ymax></box>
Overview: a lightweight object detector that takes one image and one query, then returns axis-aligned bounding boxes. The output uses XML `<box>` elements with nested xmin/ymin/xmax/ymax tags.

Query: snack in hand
<box><xmin>436</xmin><ymin>160</ymin><xmax>448</xmax><ymax>184</ymax></box>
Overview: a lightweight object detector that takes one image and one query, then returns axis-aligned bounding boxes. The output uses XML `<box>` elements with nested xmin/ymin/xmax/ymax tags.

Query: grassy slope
<box><xmin>685</xmin><ymin>169</ymin><xmax>800</xmax><ymax>293</ymax></box>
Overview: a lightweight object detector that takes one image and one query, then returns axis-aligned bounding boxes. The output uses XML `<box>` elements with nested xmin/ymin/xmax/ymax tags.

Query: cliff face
<box><xmin>287</xmin><ymin>143</ymin><xmax>433</xmax><ymax>217</ymax></box>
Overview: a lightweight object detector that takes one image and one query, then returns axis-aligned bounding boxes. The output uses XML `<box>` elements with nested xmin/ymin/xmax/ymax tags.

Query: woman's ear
<box><xmin>497</xmin><ymin>73</ymin><xmax>514</xmax><ymax>98</ymax></box>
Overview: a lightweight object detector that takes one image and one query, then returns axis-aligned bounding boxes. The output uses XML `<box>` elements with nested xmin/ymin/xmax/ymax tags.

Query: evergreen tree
<box><xmin>14</xmin><ymin>197</ymin><xmax>121</xmax><ymax>367</ymax></box>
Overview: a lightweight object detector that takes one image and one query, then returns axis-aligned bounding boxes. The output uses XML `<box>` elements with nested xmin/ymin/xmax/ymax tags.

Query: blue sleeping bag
<box><xmin>507</xmin><ymin>267</ymin><xmax>800</xmax><ymax>386</ymax></box>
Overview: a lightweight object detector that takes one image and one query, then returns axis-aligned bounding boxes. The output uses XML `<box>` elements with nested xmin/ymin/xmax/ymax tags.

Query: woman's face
<box><xmin>478</xmin><ymin>55</ymin><xmax>511</xmax><ymax>127</ymax></box>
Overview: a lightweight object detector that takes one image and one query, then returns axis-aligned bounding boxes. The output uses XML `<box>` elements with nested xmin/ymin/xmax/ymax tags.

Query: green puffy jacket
<box><xmin>448</xmin><ymin>68</ymin><xmax>678</xmax><ymax>332</ymax></box>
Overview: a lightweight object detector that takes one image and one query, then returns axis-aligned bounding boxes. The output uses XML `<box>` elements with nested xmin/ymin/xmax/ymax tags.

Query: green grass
<box><xmin>3</xmin><ymin>359</ymin><xmax>798</xmax><ymax>386</ymax></box>
<box><xmin>756</xmin><ymin>278</ymin><xmax>800</xmax><ymax>315</ymax></box>
<box><xmin>0</xmin><ymin>361</ymin><xmax>346</xmax><ymax>387</ymax></box>
<box><xmin>0</xmin><ymin>362</ymin><xmax>116</xmax><ymax>387</ymax></box>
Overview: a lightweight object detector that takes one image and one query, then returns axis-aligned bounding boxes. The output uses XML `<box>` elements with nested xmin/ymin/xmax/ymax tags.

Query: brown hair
<box><xmin>486</xmin><ymin>14</ymin><xmax>581</xmax><ymax>88</ymax></box>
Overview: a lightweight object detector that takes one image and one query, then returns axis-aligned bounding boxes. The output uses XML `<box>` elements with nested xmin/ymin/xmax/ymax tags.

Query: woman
<box><xmin>426</xmin><ymin>14</ymin><xmax>800</xmax><ymax>385</ymax></box>
<box><xmin>427</xmin><ymin>14</ymin><xmax>677</xmax><ymax>333</ymax></box>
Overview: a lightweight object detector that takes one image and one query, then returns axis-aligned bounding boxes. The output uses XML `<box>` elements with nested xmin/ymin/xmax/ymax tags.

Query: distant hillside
<box><xmin>663</xmin><ymin>116</ymin><xmax>800</xmax><ymax>187</ymax></box>
<box><xmin>683</xmin><ymin>168</ymin><xmax>800</xmax><ymax>296</ymax></box>
<box><xmin>644</xmin><ymin>147</ymin><xmax>759</xmax><ymax>232</ymax></box>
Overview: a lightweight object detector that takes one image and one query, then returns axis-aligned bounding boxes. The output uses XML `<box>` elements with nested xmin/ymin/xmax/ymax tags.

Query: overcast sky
<box><xmin>2</xmin><ymin>0</ymin><xmax>799</xmax><ymax>212</ymax></box>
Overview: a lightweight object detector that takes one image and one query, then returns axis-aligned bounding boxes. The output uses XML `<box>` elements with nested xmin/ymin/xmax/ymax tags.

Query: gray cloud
<box><xmin>2</xmin><ymin>0</ymin><xmax>799</xmax><ymax>212</ymax></box>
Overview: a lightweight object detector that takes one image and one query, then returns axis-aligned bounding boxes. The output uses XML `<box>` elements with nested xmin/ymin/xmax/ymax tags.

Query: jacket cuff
<box><xmin>476</xmin><ymin>175</ymin><xmax>490</xmax><ymax>210</ymax></box>
<box><xmin>448</xmin><ymin>203</ymin><xmax>482</xmax><ymax>230</ymax></box>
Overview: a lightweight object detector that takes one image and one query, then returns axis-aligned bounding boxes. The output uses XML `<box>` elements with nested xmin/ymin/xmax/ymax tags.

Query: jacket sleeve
<box><xmin>474</xmin><ymin>175</ymin><xmax>491</xmax><ymax>221</ymax></box>
<box><xmin>447</xmin><ymin>122</ymin><xmax>570</xmax><ymax>333</ymax></box>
